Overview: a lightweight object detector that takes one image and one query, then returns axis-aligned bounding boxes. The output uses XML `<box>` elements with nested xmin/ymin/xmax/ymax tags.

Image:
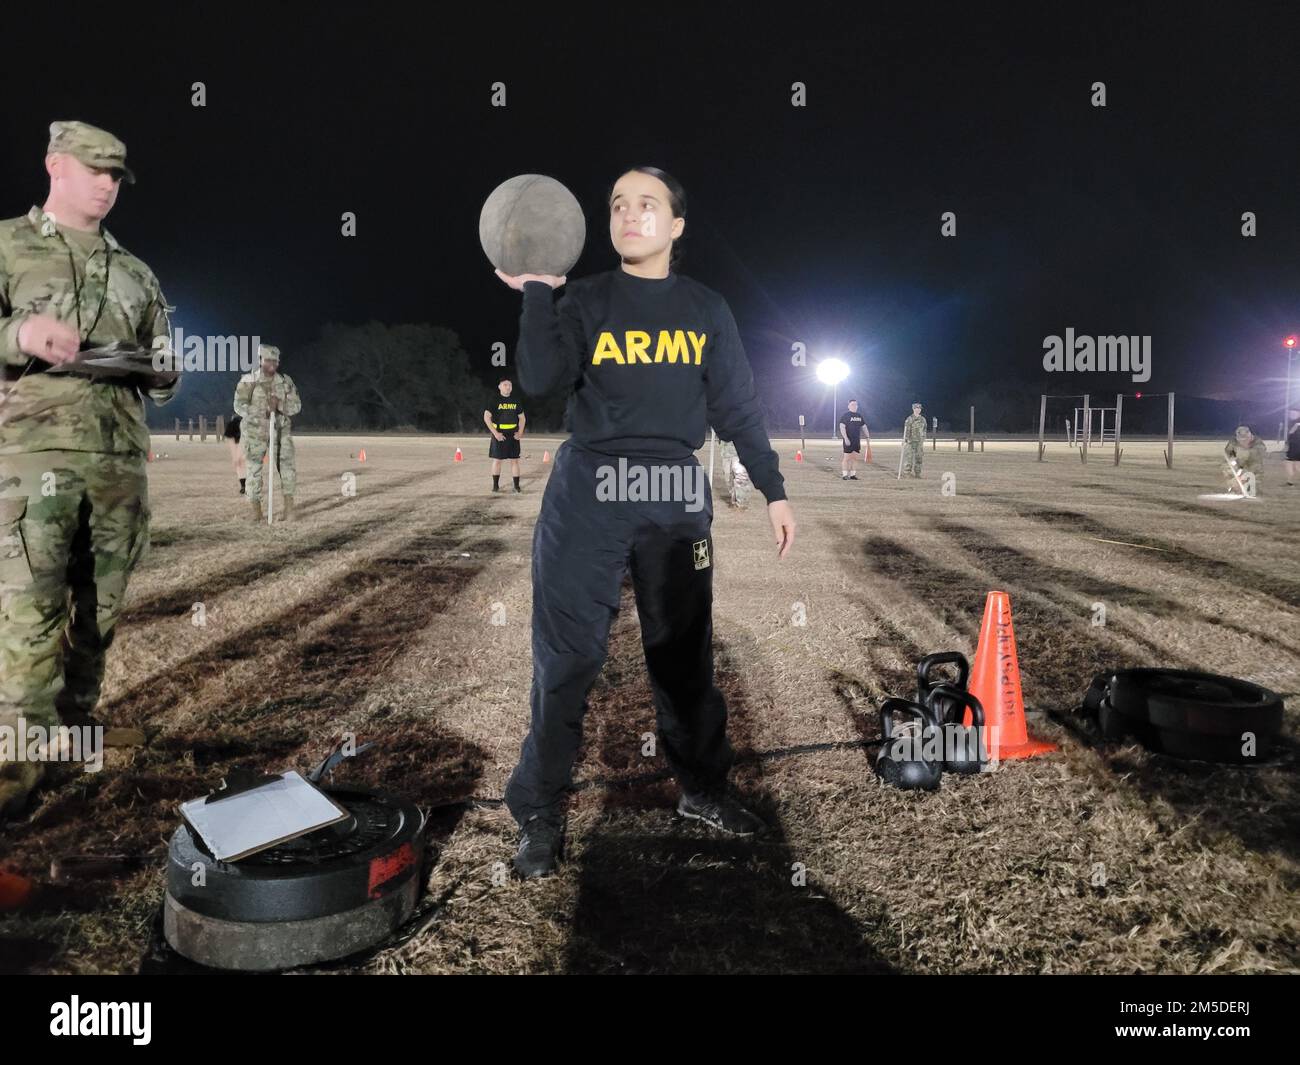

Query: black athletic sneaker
<box><xmin>676</xmin><ymin>789</ymin><xmax>767</xmax><ymax>836</ymax></box>
<box><xmin>513</xmin><ymin>484</ymin><xmax>522</xmax><ymax>493</ymax></box>
<box><xmin>513</xmin><ymin>815</ymin><xmax>564</xmax><ymax>879</ymax></box>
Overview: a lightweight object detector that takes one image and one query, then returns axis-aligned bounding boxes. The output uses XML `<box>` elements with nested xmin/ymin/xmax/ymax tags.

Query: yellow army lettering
<box><xmin>591</xmin><ymin>330</ymin><xmax>707</xmax><ymax>366</ymax></box>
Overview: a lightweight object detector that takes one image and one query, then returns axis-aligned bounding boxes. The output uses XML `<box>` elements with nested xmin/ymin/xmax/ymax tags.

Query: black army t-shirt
<box><xmin>839</xmin><ymin>410</ymin><xmax>866</xmax><ymax>447</ymax></box>
<box><xmin>487</xmin><ymin>395</ymin><xmax>525</xmax><ymax>436</ymax></box>
<box><xmin>516</xmin><ymin>269</ymin><xmax>786</xmax><ymax>502</ymax></box>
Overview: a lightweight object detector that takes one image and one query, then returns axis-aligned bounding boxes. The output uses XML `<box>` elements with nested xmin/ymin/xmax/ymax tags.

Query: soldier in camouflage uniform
<box><xmin>0</xmin><ymin>122</ymin><xmax>179</xmax><ymax>817</ymax></box>
<box><xmin>719</xmin><ymin>438</ymin><xmax>752</xmax><ymax>508</ymax></box>
<box><xmin>1223</xmin><ymin>424</ymin><xmax>1267</xmax><ymax>496</ymax></box>
<box><xmin>902</xmin><ymin>402</ymin><xmax>926</xmax><ymax>478</ymax></box>
<box><xmin>233</xmin><ymin>344</ymin><xmax>302</xmax><ymax>522</ymax></box>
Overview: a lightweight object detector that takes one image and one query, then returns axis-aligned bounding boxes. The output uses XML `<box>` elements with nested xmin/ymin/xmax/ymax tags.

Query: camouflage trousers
<box><xmin>242</xmin><ymin>426</ymin><xmax>296</xmax><ymax>502</ymax></box>
<box><xmin>720</xmin><ymin>443</ymin><xmax>752</xmax><ymax>508</ymax></box>
<box><xmin>0</xmin><ymin>451</ymin><xmax>149</xmax><ymax>786</ymax></box>
<box><xmin>903</xmin><ymin>443</ymin><xmax>923</xmax><ymax>477</ymax></box>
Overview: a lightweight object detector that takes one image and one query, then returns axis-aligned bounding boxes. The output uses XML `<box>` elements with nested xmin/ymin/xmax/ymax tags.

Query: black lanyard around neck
<box><xmin>60</xmin><ymin>231</ymin><xmax>112</xmax><ymax>344</ymax></box>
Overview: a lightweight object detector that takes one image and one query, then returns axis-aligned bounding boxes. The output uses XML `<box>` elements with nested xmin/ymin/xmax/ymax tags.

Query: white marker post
<box><xmin>267</xmin><ymin>408</ymin><xmax>277</xmax><ymax>524</ymax></box>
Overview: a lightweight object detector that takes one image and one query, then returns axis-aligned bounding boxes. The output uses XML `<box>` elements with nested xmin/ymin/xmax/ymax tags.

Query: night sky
<box><xmin>5</xmin><ymin>3</ymin><xmax>1298</xmax><ymax>432</ymax></box>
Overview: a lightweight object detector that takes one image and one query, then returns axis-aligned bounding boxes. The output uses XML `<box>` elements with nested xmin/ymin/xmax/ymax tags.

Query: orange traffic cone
<box><xmin>969</xmin><ymin>591</ymin><xmax>1057</xmax><ymax>760</ymax></box>
<box><xmin>542</xmin><ymin>450</ymin><xmax>550</xmax><ymax>463</ymax></box>
<box><xmin>0</xmin><ymin>869</ymin><xmax>34</xmax><ymax>912</ymax></box>
<box><xmin>146</xmin><ymin>450</ymin><xmax>155</xmax><ymax>463</ymax></box>
<box><xmin>795</xmin><ymin>450</ymin><xmax>803</xmax><ymax>462</ymax></box>
<box><xmin>358</xmin><ymin>448</ymin><xmax>367</xmax><ymax>462</ymax></box>
<box><xmin>454</xmin><ymin>448</ymin><xmax>463</xmax><ymax>463</ymax></box>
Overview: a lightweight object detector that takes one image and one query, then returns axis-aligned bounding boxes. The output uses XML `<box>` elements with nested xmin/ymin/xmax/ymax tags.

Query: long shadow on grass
<box><xmin>1076</xmin><ymin>481</ymin><xmax>1291</xmax><ymax>538</ymax></box>
<box><xmin>124</xmin><ymin>469</ymin><xmax>445</xmax><ymax>623</ymax></box>
<box><xmin>562</xmin><ymin>585</ymin><xmax>894</xmax><ymax>973</ymax></box>
<box><xmin>855</xmin><ymin>533</ymin><xmax>1161</xmax><ymax>712</ymax></box>
<box><xmin>987</xmin><ymin>498</ymin><xmax>1300</xmax><ymax>611</ymax></box>
<box><xmin>931</xmin><ymin>519</ymin><xmax>1300</xmax><ymax>661</ymax></box>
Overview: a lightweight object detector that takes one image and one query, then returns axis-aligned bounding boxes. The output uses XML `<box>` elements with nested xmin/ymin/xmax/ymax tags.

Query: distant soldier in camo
<box><xmin>720</xmin><ymin>438</ymin><xmax>752</xmax><ymax>508</ymax></box>
<box><xmin>1223</xmin><ymin>424</ymin><xmax>1267</xmax><ymax>496</ymax></box>
<box><xmin>0</xmin><ymin>121</ymin><xmax>179</xmax><ymax>817</ymax></box>
<box><xmin>234</xmin><ymin>344</ymin><xmax>301</xmax><ymax>522</ymax></box>
<box><xmin>902</xmin><ymin>402</ymin><xmax>926</xmax><ymax>478</ymax></box>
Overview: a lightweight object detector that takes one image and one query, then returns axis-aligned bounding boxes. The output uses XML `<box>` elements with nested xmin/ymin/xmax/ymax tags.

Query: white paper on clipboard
<box><xmin>179</xmin><ymin>771</ymin><xmax>349</xmax><ymax>862</ymax></box>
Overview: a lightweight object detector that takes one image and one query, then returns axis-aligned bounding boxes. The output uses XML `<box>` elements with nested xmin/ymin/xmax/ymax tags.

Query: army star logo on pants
<box><xmin>693</xmin><ymin>538</ymin><xmax>711</xmax><ymax>570</ymax></box>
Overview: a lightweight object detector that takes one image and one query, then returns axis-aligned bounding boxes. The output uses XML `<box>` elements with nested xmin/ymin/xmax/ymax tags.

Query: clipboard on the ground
<box><xmin>179</xmin><ymin>769</ymin><xmax>350</xmax><ymax>862</ymax></box>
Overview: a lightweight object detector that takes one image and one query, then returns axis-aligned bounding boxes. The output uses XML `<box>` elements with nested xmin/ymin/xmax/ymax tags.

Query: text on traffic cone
<box><xmin>968</xmin><ymin>590</ymin><xmax>1057</xmax><ymax>760</ymax></box>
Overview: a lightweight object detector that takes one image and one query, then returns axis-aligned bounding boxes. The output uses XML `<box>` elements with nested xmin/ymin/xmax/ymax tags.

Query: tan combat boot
<box><xmin>280</xmin><ymin>496</ymin><xmax>293</xmax><ymax>523</ymax></box>
<box><xmin>250</xmin><ymin>498</ymin><xmax>263</xmax><ymax>522</ymax></box>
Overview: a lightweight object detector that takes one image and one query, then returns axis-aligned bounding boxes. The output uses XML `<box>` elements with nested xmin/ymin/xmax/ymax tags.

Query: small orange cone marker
<box><xmin>454</xmin><ymin>448</ymin><xmax>463</xmax><ymax>462</ymax></box>
<box><xmin>358</xmin><ymin>448</ymin><xmax>367</xmax><ymax>462</ymax></box>
<box><xmin>146</xmin><ymin>450</ymin><xmax>155</xmax><ymax>463</ymax></box>
<box><xmin>542</xmin><ymin>450</ymin><xmax>550</xmax><ymax>463</ymax></box>
<box><xmin>969</xmin><ymin>591</ymin><xmax>1057</xmax><ymax>760</ymax></box>
<box><xmin>795</xmin><ymin>450</ymin><xmax>803</xmax><ymax>462</ymax></box>
<box><xmin>0</xmin><ymin>869</ymin><xmax>35</xmax><ymax>912</ymax></box>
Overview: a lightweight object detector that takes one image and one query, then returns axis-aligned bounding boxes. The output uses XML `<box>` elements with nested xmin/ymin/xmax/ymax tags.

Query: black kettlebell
<box><xmin>916</xmin><ymin>651</ymin><xmax>971</xmax><ymax>705</ymax></box>
<box><xmin>875</xmin><ymin>697</ymin><xmax>943</xmax><ymax>791</ymax></box>
<box><xmin>926</xmin><ymin>683</ymin><xmax>988</xmax><ymax>774</ymax></box>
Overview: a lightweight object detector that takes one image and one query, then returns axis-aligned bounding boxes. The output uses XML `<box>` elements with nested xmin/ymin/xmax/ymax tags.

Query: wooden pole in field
<box><xmin>798</xmin><ymin>414</ymin><xmax>805</xmax><ymax>456</ymax></box>
<box><xmin>1113</xmin><ymin>393</ymin><xmax>1123</xmax><ymax>465</ymax></box>
<box><xmin>1165</xmin><ymin>392</ymin><xmax>1175</xmax><ymax>468</ymax></box>
<box><xmin>187</xmin><ymin>417</ymin><xmax>194</xmax><ymax>441</ymax></box>
<box><xmin>216</xmin><ymin>414</ymin><xmax>225</xmax><ymax>438</ymax></box>
<box><xmin>267</xmin><ymin>410</ymin><xmax>277</xmax><ymax>524</ymax></box>
<box><xmin>969</xmin><ymin>405</ymin><xmax>975</xmax><ymax>452</ymax></box>
<box><xmin>1038</xmin><ymin>395</ymin><xmax>1047</xmax><ymax>460</ymax></box>
<box><xmin>1082</xmin><ymin>394</ymin><xmax>1090</xmax><ymax>450</ymax></box>
<box><xmin>174</xmin><ymin>418</ymin><xmax>180</xmax><ymax>441</ymax></box>
<box><xmin>199</xmin><ymin>415</ymin><xmax>207</xmax><ymax>442</ymax></box>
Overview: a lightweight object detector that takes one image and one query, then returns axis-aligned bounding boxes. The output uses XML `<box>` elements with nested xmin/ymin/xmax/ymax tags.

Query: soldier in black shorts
<box><xmin>838</xmin><ymin>399</ymin><xmax>869</xmax><ymax>479</ymax></box>
<box><xmin>485</xmin><ymin>378</ymin><xmax>526</xmax><ymax>492</ymax></box>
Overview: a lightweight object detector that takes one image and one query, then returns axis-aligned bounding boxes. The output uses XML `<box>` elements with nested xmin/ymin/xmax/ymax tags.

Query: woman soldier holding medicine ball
<box><xmin>495</xmin><ymin>167</ymin><xmax>797</xmax><ymax>878</ymax></box>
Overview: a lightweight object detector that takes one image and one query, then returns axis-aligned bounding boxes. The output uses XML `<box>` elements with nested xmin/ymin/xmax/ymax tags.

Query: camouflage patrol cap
<box><xmin>258</xmin><ymin>344</ymin><xmax>281</xmax><ymax>363</ymax></box>
<box><xmin>48</xmin><ymin>121</ymin><xmax>136</xmax><ymax>184</ymax></box>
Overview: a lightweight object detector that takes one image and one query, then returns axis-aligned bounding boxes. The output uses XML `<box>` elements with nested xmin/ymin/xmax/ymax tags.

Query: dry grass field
<box><xmin>2</xmin><ymin>432</ymin><xmax>1298</xmax><ymax>974</ymax></box>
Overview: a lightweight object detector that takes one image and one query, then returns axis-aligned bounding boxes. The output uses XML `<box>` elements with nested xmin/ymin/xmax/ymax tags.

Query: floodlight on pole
<box><xmin>816</xmin><ymin>359</ymin><xmax>850</xmax><ymax>439</ymax></box>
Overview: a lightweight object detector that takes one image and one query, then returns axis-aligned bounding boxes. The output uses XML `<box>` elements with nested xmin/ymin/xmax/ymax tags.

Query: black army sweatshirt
<box><xmin>517</xmin><ymin>269</ymin><xmax>786</xmax><ymax>503</ymax></box>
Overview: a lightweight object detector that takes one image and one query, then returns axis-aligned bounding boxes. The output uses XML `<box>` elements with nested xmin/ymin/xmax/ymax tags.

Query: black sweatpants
<box><xmin>504</xmin><ymin>440</ymin><xmax>735</xmax><ymax>826</ymax></box>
